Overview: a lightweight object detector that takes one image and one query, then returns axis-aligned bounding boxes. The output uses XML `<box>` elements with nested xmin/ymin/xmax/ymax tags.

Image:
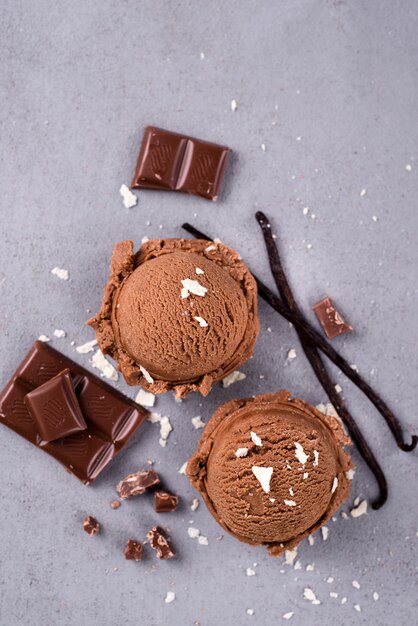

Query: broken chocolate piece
<box><xmin>0</xmin><ymin>341</ymin><xmax>148</xmax><ymax>484</ymax></box>
<box><xmin>131</xmin><ymin>126</ymin><xmax>230</xmax><ymax>200</ymax></box>
<box><xmin>147</xmin><ymin>526</ymin><xmax>176</xmax><ymax>560</ymax></box>
<box><xmin>116</xmin><ymin>469</ymin><xmax>160</xmax><ymax>499</ymax></box>
<box><xmin>124</xmin><ymin>539</ymin><xmax>142</xmax><ymax>561</ymax></box>
<box><xmin>313</xmin><ymin>296</ymin><xmax>353</xmax><ymax>339</ymax></box>
<box><xmin>83</xmin><ymin>515</ymin><xmax>100</xmax><ymax>536</ymax></box>
<box><xmin>24</xmin><ymin>368</ymin><xmax>87</xmax><ymax>442</ymax></box>
<box><xmin>154</xmin><ymin>490</ymin><xmax>179</xmax><ymax>513</ymax></box>
<box><xmin>110</xmin><ymin>500</ymin><xmax>121</xmax><ymax>509</ymax></box>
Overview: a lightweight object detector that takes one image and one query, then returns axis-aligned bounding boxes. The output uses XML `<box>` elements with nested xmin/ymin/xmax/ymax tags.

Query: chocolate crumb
<box><xmin>147</xmin><ymin>526</ymin><xmax>176</xmax><ymax>560</ymax></box>
<box><xmin>116</xmin><ymin>469</ymin><xmax>160</xmax><ymax>499</ymax></box>
<box><xmin>110</xmin><ymin>500</ymin><xmax>121</xmax><ymax>509</ymax></box>
<box><xmin>124</xmin><ymin>539</ymin><xmax>143</xmax><ymax>561</ymax></box>
<box><xmin>313</xmin><ymin>296</ymin><xmax>353</xmax><ymax>339</ymax></box>
<box><xmin>154</xmin><ymin>490</ymin><xmax>179</xmax><ymax>513</ymax></box>
<box><xmin>83</xmin><ymin>516</ymin><xmax>100</xmax><ymax>536</ymax></box>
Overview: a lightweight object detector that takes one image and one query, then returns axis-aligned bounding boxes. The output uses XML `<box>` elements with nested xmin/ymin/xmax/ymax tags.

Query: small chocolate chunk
<box><xmin>124</xmin><ymin>539</ymin><xmax>143</xmax><ymax>561</ymax></box>
<box><xmin>131</xmin><ymin>126</ymin><xmax>231</xmax><ymax>201</ymax></box>
<box><xmin>313</xmin><ymin>296</ymin><xmax>353</xmax><ymax>339</ymax></box>
<box><xmin>110</xmin><ymin>500</ymin><xmax>121</xmax><ymax>509</ymax></box>
<box><xmin>147</xmin><ymin>526</ymin><xmax>176</xmax><ymax>560</ymax></box>
<box><xmin>116</xmin><ymin>469</ymin><xmax>160</xmax><ymax>499</ymax></box>
<box><xmin>24</xmin><ymin>368</ymin><xmax>87</xmax><ymax>442</ymax></box>
<box><xmin>83</xmin><ymin>515</ymin><xmax>100</xmax><ymax>536</ymax></box>
<box><xmin>154</xmin><ymin>490</ymin><xmax>179</xmax><ymax>513</ymax></box>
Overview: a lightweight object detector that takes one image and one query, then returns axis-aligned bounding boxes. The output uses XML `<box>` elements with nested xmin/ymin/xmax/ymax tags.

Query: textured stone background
<box><xmin>0</xmin><ymin>1</ymin><xmax>417</xmax><ymax>625</ymax></box>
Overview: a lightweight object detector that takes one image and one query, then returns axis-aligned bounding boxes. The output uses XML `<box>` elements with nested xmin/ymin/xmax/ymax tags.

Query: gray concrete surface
<box><xmin>0</xmin><ymin>1</ymin><xmax>417</xmax><ymax>625</ymax></box>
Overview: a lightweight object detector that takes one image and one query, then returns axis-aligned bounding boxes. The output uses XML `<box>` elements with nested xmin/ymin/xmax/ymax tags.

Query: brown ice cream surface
<box><xmin>88</xmin><ymin>238</ymin><xmax>258</xmax><ymax>398</ymax></box>
<box><xmin>188</xmin><ymin>391</ymin><xmax>353</xmax><ymax>556</ymax></box>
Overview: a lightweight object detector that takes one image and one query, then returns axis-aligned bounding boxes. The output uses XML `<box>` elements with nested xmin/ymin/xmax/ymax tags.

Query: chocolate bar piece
<box><xmin>313</xmin><ymin>296</ymin><xmax>353</xmax><ymax>339</ymax></box>
<box><xmin>147</xmin><ymin>526</ymin><xmax>176</xmax><ymax>560</ymax></box>
<box><xmin>0</xmin><ymin>341</ymin><xmax>148</xmax><ymax>484</ymax></box>
<box><xmin>131</xmin><ymin>126</ymin><xmax>230</xmax><ymax>201</ymax></box>
<box><xmin>116</xmin><ymin>469</ymin><xmax>160</xmax><ymax>499</ymax></box>
<box><xmin>154</xmin><ymin>490</ymin><xmax>179</xmax><ymax>513</ymax></box>
<box><xmin>24</xmin><ymin>368</ymin><xmax>87</xmax><ymax>442</ymax></box>
<box><xmin>124</xmin><ymin>539</ymin><xmax>143</xmax><ymax>561</ymax></box>
<box><xmin>83</xmin><ymin>515</ymin><xmax>100</xmax><ymax>536</ymax></box>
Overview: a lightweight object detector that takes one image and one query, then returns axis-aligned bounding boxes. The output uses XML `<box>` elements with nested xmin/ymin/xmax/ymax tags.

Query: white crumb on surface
<box><xmin>326</xmin><ymin>577</ymin><xmax>334</xmax><ymax>583</ymax></box>
<box><xmin>38</xmin><ymin>335</ymin><xmax>50</xmax><ymax>342</ymax></box>
<box><xmin>53</xmin><ymin>329</ymin><xmax>66</xmax><ymax>338</ymax></box>
<box><xmin>373</xmin><ymin>592</ymin><xmax>379</xmax><ymax>601</ymax></box>
<box><xmin>303</xmin><ymin>207</ymin><xmax>309</xmax><ymax>215</ymax></box>
<box><xmin>141</xmin><ymin>236</ymin><xmax>149</xmax><ymax>244</ymax></box>
<box><xmin>269</xmin><ymin>497</ymin><xmax>275</xmax><ymax>503</ymax></box>
<box><xmin>235</xmin><ymin>447</ymin><xmax>249</xmax><ymax>458</ymax></box>
<box><xmin>139</xmin><ymin>365</ymin><xmax>154</xmax><ymax>384</ymax></box>
<box><xmin>164</xmin><ymin>591</ymin><xmax>175</xmax><ymax>604</ymax></box>
<box><xmin>282</xmin><ymin>612</ymin><xmax>294</xmax><ymax>620</ymax></box>
<box><xmin>351</xmin><ymin>500</ymin><xmax>368</xmax><ymax>518</ymax></box>
<box><xmin>188</xmin><ymin>527</ymin><xmax>208</xmax><ymax>545</ymax></box>
<box><xmin>350</xmin><ymin>363</ymin><xmax>359</xmax><ymax>372</ymax></box>
<box><xmin>194</xmin><ymin>316</ymin><xmax>208</xmax><ymax>328</ymax></box>
<box><xmin>180</xmin><ymin>278</ymin><xmax>207</xmax><ymax>298</ymax></box>
<box><xmin>308</xmin><ymin>535</ymin><xmax>314</xmax><ymax>546</ymax></box>
<box><xmin>76</xmin><ymin>339</ymin><xmax>97</xmax><ymax>354</ymax></box>
<box><xmin>195</xmin><ymin>267</ymin><xmax>204</xmax><ymax>275</ymax></box>
<box><xmin>372</xmin><ymin>215</ymin><xmax>378</xmax><ymax>222</ymax></box>
<box><xmin>284</xmin><ymin>500</ymin><xmax>297</xmax><ymax>507</ymax></box>
<box><xmin>205</xmin><ymin>245</ymin><xmax>216</xmax><ymax>252</ymax></box>
<box><xmin>119</xmin><ymin>184</ymin><xmax>137</xmax><ymax>209</ymax></box>
<box><xmin>341</xmin><ymin>511</ymin><xmax>349</xmax><ymax>519</ymax></box>
<box><xmin>303</xmin><ymin>472</ymin><xmax>309</xmax><ymax>479</ymax></box>
<box><xmin>231</xmin><ymin>99</ymin><xmax>238</xmax><ymax>111</ymax></box>
<box><xmin>321</xmin><ymin>526</ymin><xmax>329</xmax><ymax>541</ymax></box>
<box><xmin>341</xmin><ymin>597</ymin><xmax>347</xmax><ymax>604</ymax></box>
<box><xmin>306</xmin><ymin>564</ymin><xmax>315</xmax><ymax>571</ymax></box>
<box><xmin>335</xmin><ymin>384</ymin><xmax>342</xmax><ymax>393</ymax></box>
<box><xmin>284</xmin><ymin>549</ymin><xmax>298</xmax><ymax>566</ymax></box>
<box><xmin>354</xmin><ymin>604</ymin><xmax>361</xmax><ymax>612</ymax></box>
<box><xmin>287</xmin><ymin>348</ymin><xmax>297</xmax><ymax>360</ymax></box>
<box><xmin>250</xmin><ymin>431</ymin><xmax>263</xmax><ymax>446</ymax></box>
<box><xmin>405</xmin><ymin>163</ymin><xmax>412</xmax><ymax>171</ymax></box>
<box><xmin>135</xmin><ymin>389</ymin><xmax>156</xmax><ymax>408</ymax></box>
<box><xmin>51</xmin><ymin>267</ymin><xmax>69</xmax><ymax>281</ymax></box>
<box><xmin>200</xmin><ymin>51</ymin><xmax>205</xmax><ymax>60</ymax></box>
<box><xmin>360</xmin><ymin>188</ymin><xmax>367</xmax><ymax>197</ymax></box>
<box><xmin>252</xmin><ymin>466</ymin><xmax>273</xmax><ymax>493</ymax></box>
<box><xmin>294</xmin><ymin>560</ymin><xmax>302</xmax><ymax>570</ymax></box>
<box><xmin>345</xmin><ymin>469</ymin><xmax>355</xmax><ymax>480</ymax></box>
<box><xmin>303</xmin><ymin>588</ymin><xmax>320</xmax><ymax>605</ymax></box>
<box><xmin>261</xmin><ymin>143</ymin><xmax>266</xmax><ymax>151</ymax></box>
<box><xmin>353</xmin><ymin>496</ymin><xmax>360</xmax><ymax>506</ymax></box>
<box><xmin>191</xmin><ymin>498</ymin><xmax>199</xmax><ymax>511</ymax></box>
<box><xmin>158</xmin><ymin>416</ymin><xmax>172</xmax><ymax>447</ymax></box>
<box><xmin>313</xmin><ymin>450</ymin><xmax>319</xmax><ymax>466</ymax></box>
<box><xmin>222</xmin><ymin>370</ymin><xmax>246</xmax><ymax>387</ymax></box>
<box><xmin>147</xmin><ymin>412</ymin><xmax>162</xmax><ymax>424</ymax></box>
<box><xmin>294</xmin><ymin>442</ymin><xmax>309</xmax><ymax>465</ymax></box>
<box><xmin>352</xmin><ymin>580</ymin><xmax>360</xmax><ymax>589</ymax></box>
<box><xmin>198</xmin><ymin>535</ymin><xmax>209</xmax><ymax>545</ymax></box>
<box><xmin>178</xmin><ymin>462</ymin><xmax>188</xmax><ymax>475</ymax></box>
<box><xmin>330</xmin><ymin>592</ymin><xmax>339</xmax><ymax>598</ymax></box>
<box><xmin>289</xmin><ymin>487</ymin><xmax>294</xmax><ymax>496</ymax></box>
<box><xmin>332</xmin><ymin>477</ymin><xmax>338</xmax><ymax>493</ymax></box>
<box><xmin>246</xmin><ymin>568</ymin><xmax>256</xmax><ymax>577</ymax></box>
<box><xmin>191</xmin><ymin>415</ymin><xmax>205</xmax><ymax>429</ymax></box>
<box><xmin>90</xmin><ymin>350</ymin><xmax>118</xmax><ymax>381</ymax></box>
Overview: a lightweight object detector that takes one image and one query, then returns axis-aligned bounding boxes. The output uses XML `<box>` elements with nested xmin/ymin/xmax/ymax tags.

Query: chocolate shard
<box><xmin>83</xmin><ymin>515</ymin><xmax>100</xmax><ymax>536</ymax></box>
<box><xmin>116</xmin><ymin>469</ymin><xmax>160</xmax><ymax>499</ymax></box>
<box><xmin>131</xmin><ymin>126</ymin><xmax>231</xmax><ymax>201</ymax></box>
<box><xmin>313</xmin><ymin>296</ymin><xmax>353</xmax><ymax>339</ymax></box>
<box><xmin>0</xmin><ymin>341</ymin><xmax>148</xmax><ymax>484</ymax></box>
<box><xmin>147</xmin><ymin>526</ymin><xmax>176</xmax><ymax>560</ymax></box>
<box><xmin>154</xmin><ymin>490</ymin><xmax>179</xmax><ymax>513</ymax></box>
<box><xmin>124</xmin><ymin>539</ymin><xmax>143</xmax><ymax>561</ymax></box>
<box><xmin>24</xmin><ymin>368</ymin><xmax>87</xmax><ymax>442</ymax></box>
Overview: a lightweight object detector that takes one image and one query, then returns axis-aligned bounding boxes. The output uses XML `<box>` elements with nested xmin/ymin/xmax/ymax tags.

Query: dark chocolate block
<box><xmin>0</xmin><ymin>341</ymin><xmax>148</xmax><ymax>484</ymax></box>
<box><xmin>116</xmin><ymin>469</ymin><xmax>160</xmax><ymax>499</ymax></box>
<box><xmin>147</xmin><ymin>526</ymin><xmax>176</xmax><ymax>560</ymax></box>
<box><xmin>24</xmin><ymin>368</ymin><xmax>87</xmax><ymax>442</ymax></box>
<box><xmin>131</xmin><ymin>126</ymin><xmax>230</xmax><ymax>200</ymax></box>
<box><xmin>124</xmin><ymin>539</ymin><xmax>142</xmax><ymax>561</ymax></box>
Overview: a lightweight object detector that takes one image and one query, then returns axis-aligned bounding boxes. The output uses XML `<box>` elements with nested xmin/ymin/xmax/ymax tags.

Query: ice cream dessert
<box><xmin>188</xmin><ymin>391</ymin><xmax>353</xmax><ymax>555</ymax></box>
<box><xmin>88</xmin><ymin>238</ymin><xmax>258</xmax><ymax>398</ymax></box>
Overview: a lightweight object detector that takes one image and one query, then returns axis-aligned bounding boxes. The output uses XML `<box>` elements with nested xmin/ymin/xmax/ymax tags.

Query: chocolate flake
<box><xmin>147</xmin><ymin>526</ymin><xmax>176</xmax><ymax>560</ymax></box>
<box><xmin>124</xmin><ymin>539</ymin><xmax>142</xmax><ymax>561</ymax></box>
<box><xmin>83</xmin><ymin>516</ymin><xmax>100</xmax><ymax>536</ymax></box>
<box><xmin>313</xmin><ymin>296</ymin><xmax>353</xmax><ymax>339</ymax></box>
<box><xmin>116</xmin><ymin>469</ymin><xmax>160</xmax><ymax>499</ymax></box>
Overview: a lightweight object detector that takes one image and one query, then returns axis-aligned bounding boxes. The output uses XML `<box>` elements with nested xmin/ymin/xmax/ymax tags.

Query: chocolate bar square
<box><xmin>24</xmin><ymin>368</ymin><xmax>87</xmax><ymax>442</ymax></box>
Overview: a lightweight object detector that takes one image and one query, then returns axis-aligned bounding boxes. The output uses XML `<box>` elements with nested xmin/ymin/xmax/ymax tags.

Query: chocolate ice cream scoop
<box><xmin>88</xmin><ymin>238</ymin><xmax>258</xmax><ymax>398</ymax></box>
<box><xmin>188</xmin><ymin>391</ymin><xmax>353</xmax><ymax>556</ymax></box>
